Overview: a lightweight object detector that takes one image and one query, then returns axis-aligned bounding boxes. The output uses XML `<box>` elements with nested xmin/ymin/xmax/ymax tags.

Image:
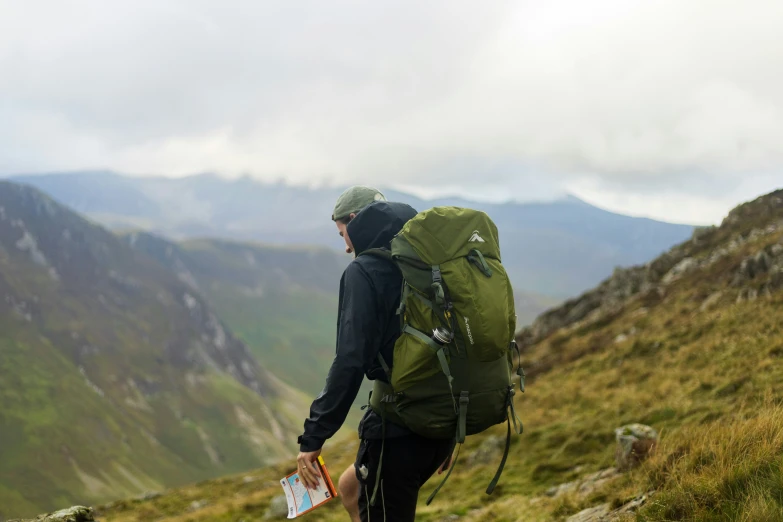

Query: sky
<box><xmin>1</xmin><ymin>0</ymin><xmax>782</xmax><ymax>225</ymax></box>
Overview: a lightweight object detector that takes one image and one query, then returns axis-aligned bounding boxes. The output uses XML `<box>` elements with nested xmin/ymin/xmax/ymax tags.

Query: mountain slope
<box><xmin>0</xmin><ymin>182</ymin><xmax>312</xmax><ymax>519</ymax></box>
<box><xmin>92</xmin><ymin>189</ymin><xmax>783</xmax><ymax>522</ymax></box>
<box><xmin>121</xmin><ymin>232</ymin><xmax>347</xmax><ymax>397</ymax></box>
<box><xmin>9</xmin><ymin>171</ymin><xmax>694</xmax><ymax>305</ymax></box>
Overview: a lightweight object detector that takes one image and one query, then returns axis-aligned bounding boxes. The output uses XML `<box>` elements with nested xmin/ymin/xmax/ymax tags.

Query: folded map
<box><xmin>280</xmin><ymin>456</ymin><xmax>338</xmax><ymax>518</ymax></box>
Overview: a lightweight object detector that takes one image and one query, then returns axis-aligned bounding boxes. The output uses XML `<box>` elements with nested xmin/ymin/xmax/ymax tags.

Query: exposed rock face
<box><xmin>566</xmin><ymin>504</ymin><xmax>611</xmax><ymax>522</ymax></box>
<box><xmin>615</xmin><ymin>424</ymin><xmax>658</xmax><ymax>471</ymax></box>
<box><xmin>9</xmin><ymin>506</ymin><xmax>94</xmax><ymax>522</ymax></box>
<box><xmin>546</xmin><ymin>468</ymin><xmax>621</xmax><ymax>499</ymax></box>
<box><xmin>565</xmin><ymin>491</ymin><xmax>654</xmax><ymax>522</ymax></box>
<box><xmin>517</xmin><ymin>189</ymin><xmax>783</xmax><ymax>352</ymax></box>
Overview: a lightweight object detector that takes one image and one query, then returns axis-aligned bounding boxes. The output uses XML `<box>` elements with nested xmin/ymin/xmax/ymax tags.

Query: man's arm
<box><xmin>298</xmin><ymin>261</ymin><xmax>380</xmax><ymax>452</ymax></box>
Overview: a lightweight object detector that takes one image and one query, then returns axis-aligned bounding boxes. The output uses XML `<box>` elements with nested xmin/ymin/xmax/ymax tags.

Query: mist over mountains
<box><xmin>10</xmin><ymin>171</ymin><xmax>695</xmax><ymax>301</ymax></box>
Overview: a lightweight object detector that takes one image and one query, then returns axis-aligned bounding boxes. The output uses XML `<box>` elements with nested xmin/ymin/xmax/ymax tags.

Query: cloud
<box><xmin>1</xmin><ymin>0</ymin><xmax>782</xmax><ymax>223</ymax></box>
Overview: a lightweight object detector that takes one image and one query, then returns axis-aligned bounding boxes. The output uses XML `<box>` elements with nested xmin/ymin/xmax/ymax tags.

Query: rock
<box><xmin>615</xmin><ymin>424</ymin><xmax>658</xmax><ymax>471</ymax></box>
<box><xmin>699</xmin><ymin>291</ymin><xmax>723</xmax><ymax>312</ymax></box>
<box><xmin>662</xmin><ymin>257</ymin><xmax>699</xmax><ymax>284</ymax></box>
<box><xmin>440</xmin><ymin>515</ymin><xmax>461</xmax><ymax>522</ymax></box>
<box><xmin>614</xmin><ymin>491</ymin><xmax>655</xmax><ymax>514</ymax></box>
<box><xmin>188</xmin><ymin>499</ymin><xmax>208</xmax><ymax>512</ymax></box>
<box><xmin>467</xmin><ymin>434</ymin><xmax>505</xmax><ymax>466</ymax></box>
<box><xmin>264</xmin><ymin>495</ymin><xmax>289</xmax><ymax>519</ymax></box>
<box><xmin>545</xmin><ymin>468</ymin><xmax>620</xmax><ymax>499</ymax></box>
<box><xmin>9</xmin><ymin>506</ymin><xmax>95</xmax><ymax>522</ymax></box>
<box><xmin>734</xmin><ymin>250</ymin><xmax>773</xmax><ymax>285</ymax></box>
<box><xmin>613</xmin><ymin>334</ymin><xmax>628</xmax><ymax>344</ymax></box>
<box><xmin>564</xmin><ymin>491</ymin><xmax>655</xmax><ymax>522</ymax></box>
<box><xmin>736</xmin><ymin>287</ymin><xmax>759</xmax><ymax>303</ymax></box>
<box><xmin>566</xmin><ymin>504</ymin><xmax>611</xmax><ymax>522</ymax></box>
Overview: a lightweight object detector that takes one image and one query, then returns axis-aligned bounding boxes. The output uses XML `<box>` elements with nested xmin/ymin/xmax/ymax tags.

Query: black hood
<box><xmin>348</xmin><ymin>201</ymin><xmax>418</xmax><ymax>255</ymax></box>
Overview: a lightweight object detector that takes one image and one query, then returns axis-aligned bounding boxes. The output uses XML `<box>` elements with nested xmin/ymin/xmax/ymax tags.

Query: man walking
<box><xmin>296</xmin><ymin>186</ymin><xmax>455</xmax><ymax>521</ymax></box>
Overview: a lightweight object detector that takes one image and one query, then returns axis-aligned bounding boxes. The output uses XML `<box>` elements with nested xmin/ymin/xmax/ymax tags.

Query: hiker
<box><xmin>296</xmin><ymin>186</ymin><xmax>456</xmax><ymax>522</ymax></box>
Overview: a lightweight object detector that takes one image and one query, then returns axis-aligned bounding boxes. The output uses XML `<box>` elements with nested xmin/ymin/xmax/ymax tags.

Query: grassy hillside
<box><xmin>91</xmin><ymin>189</ymin><xmax>783</xmax><ymax>522</ymax></box>
<box><xmin>0</xmin><ymin>182</ymin><xmax>313</xmax><ymax>520</ymax></box>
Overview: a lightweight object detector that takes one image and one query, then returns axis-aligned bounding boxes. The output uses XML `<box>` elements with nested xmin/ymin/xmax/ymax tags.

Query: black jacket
<box><xmin>298</xmin><ymin>201</ymin><xmax>418</xmax><ymax>452</ymax></box>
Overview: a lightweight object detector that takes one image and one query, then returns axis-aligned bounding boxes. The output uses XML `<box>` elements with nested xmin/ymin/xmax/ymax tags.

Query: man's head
<box><xmin>332</xmin><ymin>185</ymin><xmax>386</xmax><ymax>255</ymax></box>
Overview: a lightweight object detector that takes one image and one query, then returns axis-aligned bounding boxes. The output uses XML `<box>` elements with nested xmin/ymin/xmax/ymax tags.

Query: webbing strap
<box><xmin>396</xmin><ymin>282</ymin><xmax>410</xmax><ymax>316</ymax></box>
<box><xmin>486</xmin><ymin>417</ymin><xmax>512</xmax><ymax>495</ymax></box>
<box><xmin>402</xmin><ymin>323</ymin><xmax>440</xmax><ymax>351</ymax></box>
<box><xmin>457</xmin><ymin>392</ymin><xmax>469</xmax><ymax>443</ymax></box>
<box><xmin>377</xmin><ymin>353</ymin><xmax>392</xmax><ymax>382</ymax></box>
<box><xmin>402</xmin><ymin>325</ymin><xmax>455</xmax><ymax>405</ymax></box>
<box><xmin>431</xmin><ymin>264</ymin><xmax>446</xmax><ymax>306</ymax></box>
<box><xmin>425</xmin><ymin>443</ymin><xmax>461</xmax><ymax>506</ymax></box>
<box><xmin>467</xmin><ymin>249</ymin><xmax>492</xmax><ymax>277</ymax></box>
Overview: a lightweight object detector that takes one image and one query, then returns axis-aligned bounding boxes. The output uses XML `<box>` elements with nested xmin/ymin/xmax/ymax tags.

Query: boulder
<box><xmin>662</xmin><ymin>257</ymin><xmax>699</xmax><ymax>284</ymax></box>
<box><xmin>545</xmin><ymin>468</ymin><xmax>620</xmax><ymax>499</ymax></box>
<box><xmin>9</xmin><ymin>506</ymin><xmax>94</xmax><ymax>522</ymax></box>
<box><xmin>614</xmin><ymin>424</ymin><xmax>658</xmax><ymax>471</ymax></box>
<box><xmin>699</xmin><ymin>291</ymin><xmax>723</xmax><ymax>312</ymax></box>
<box><xmin>566</xmin><ymin>504</ymin><xmax>611</xmax><ymax>522</ymax></box>
<box><xmin>466</xmin><ymin>434</ymin><xmax>505</xmax><ymax>467</ymax></box>
<box><xmin>564</xmin><ymin>491</ymin><xmax>655</xmax><ymax>522</ymax></box>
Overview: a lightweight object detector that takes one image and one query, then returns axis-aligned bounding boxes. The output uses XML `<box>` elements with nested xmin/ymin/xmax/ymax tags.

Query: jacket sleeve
<box><xmin>298</xmin><ymin>261</ymin><xmax>380</xmax><ymax>452</ymax></box>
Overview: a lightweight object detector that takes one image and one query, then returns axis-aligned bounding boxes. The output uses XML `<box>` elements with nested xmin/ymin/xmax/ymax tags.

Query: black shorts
<box><xmin>354</xmin><ymin>434</ymin><xmax>455</xmax><ymax>522</ymax></box>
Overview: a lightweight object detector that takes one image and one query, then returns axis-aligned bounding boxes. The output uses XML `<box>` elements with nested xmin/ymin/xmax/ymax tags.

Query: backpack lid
<box><xmin>392</xmin><ymin>206</ymin><xmax>501</xmax><ymax>265</ymax></box>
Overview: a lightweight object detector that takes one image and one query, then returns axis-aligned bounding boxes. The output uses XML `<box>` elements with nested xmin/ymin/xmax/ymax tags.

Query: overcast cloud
<box><xmin>1</xmin><ymin>0</ymin><xmax>782</xmax><ymax>224</ymax></box>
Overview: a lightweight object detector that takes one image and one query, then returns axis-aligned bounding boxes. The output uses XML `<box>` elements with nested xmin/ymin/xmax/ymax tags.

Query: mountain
<box><xmin>9</xmin><ymin>171</ymin><xmax>695</xmax><ymax>304</ymax></box>
<box><xmin>120</xmin><ymin>232</ymin><xmax>348</xmax><ymax>397</ymax></box>
<box><xmin>86</xmin><ymin>188</ymin><xmax>783</xmax><ymax>521</ymax></box>
<box><xmin>0</xmin><ymin>181</ymin><xmax>314</xmax><ymax>519</ymax></box>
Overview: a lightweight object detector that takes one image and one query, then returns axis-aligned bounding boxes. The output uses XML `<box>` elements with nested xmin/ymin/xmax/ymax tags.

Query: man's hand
<box><xmin>437</xmin><ymin>451</ymin><xmax>453</xmax><ymax>475</ymax></box>
<box><xmin>297</xmin><ymin>449</ymin><xmax>323</xmax><ymax>489</ymax></box>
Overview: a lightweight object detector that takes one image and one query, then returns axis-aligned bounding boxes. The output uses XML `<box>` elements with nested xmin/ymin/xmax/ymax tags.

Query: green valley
<box><xmin>123</xmin><ymin>233</ymin><xmax>348</xmax><ymax>398</ymax></box>
<box><xmin>0</xmin><ymin>182</ymin><xmax>314</xmax><ymax>519</ymax></box>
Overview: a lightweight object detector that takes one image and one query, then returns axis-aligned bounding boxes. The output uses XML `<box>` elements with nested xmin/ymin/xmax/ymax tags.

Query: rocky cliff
<box><xmin>517</xmin><ymin>189</ymin><xmax>783</xmax><ymax>351</ymax></box>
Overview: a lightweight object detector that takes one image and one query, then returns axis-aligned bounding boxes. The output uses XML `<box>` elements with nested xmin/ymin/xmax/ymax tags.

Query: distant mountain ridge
<box><xmin>0</xmin><ymin>181</ymin><xmax>313</xmax><ymax>518</ymax></box>
<box><xmin>9</xmin><ymin>171</ymin><xmax>695</xmax><ymax>302</ymax></box>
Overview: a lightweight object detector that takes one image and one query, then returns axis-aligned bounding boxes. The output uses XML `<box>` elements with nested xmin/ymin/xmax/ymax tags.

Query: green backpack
<box><xmin>361</xmin><ymin>206</ymin><xmax>525</xmax><ymax>506</ymax></box>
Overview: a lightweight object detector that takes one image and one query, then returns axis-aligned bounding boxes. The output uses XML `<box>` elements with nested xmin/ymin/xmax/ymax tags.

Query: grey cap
<box><xmin>331</xmin><ymin>185</ymin><xmax>386</xmax><ymax>221</ymax></box>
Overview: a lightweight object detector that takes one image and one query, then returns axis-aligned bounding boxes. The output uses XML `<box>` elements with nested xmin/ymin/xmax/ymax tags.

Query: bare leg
<box><xmin>338</xmin><ymin>464</ymin><xmax>361</xmax><ymax>522</ymax></box>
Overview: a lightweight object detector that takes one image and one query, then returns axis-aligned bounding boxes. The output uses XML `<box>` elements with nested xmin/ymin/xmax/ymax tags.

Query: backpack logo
<box><xmin>468</xmin><ymin>230</ymin><xmax>485</xmax><ymax>243</ymax></box>
<box><xmin>464</xmin><ymin>316</ymin><xmax>475</xmax><ymax>345</ymax></box>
